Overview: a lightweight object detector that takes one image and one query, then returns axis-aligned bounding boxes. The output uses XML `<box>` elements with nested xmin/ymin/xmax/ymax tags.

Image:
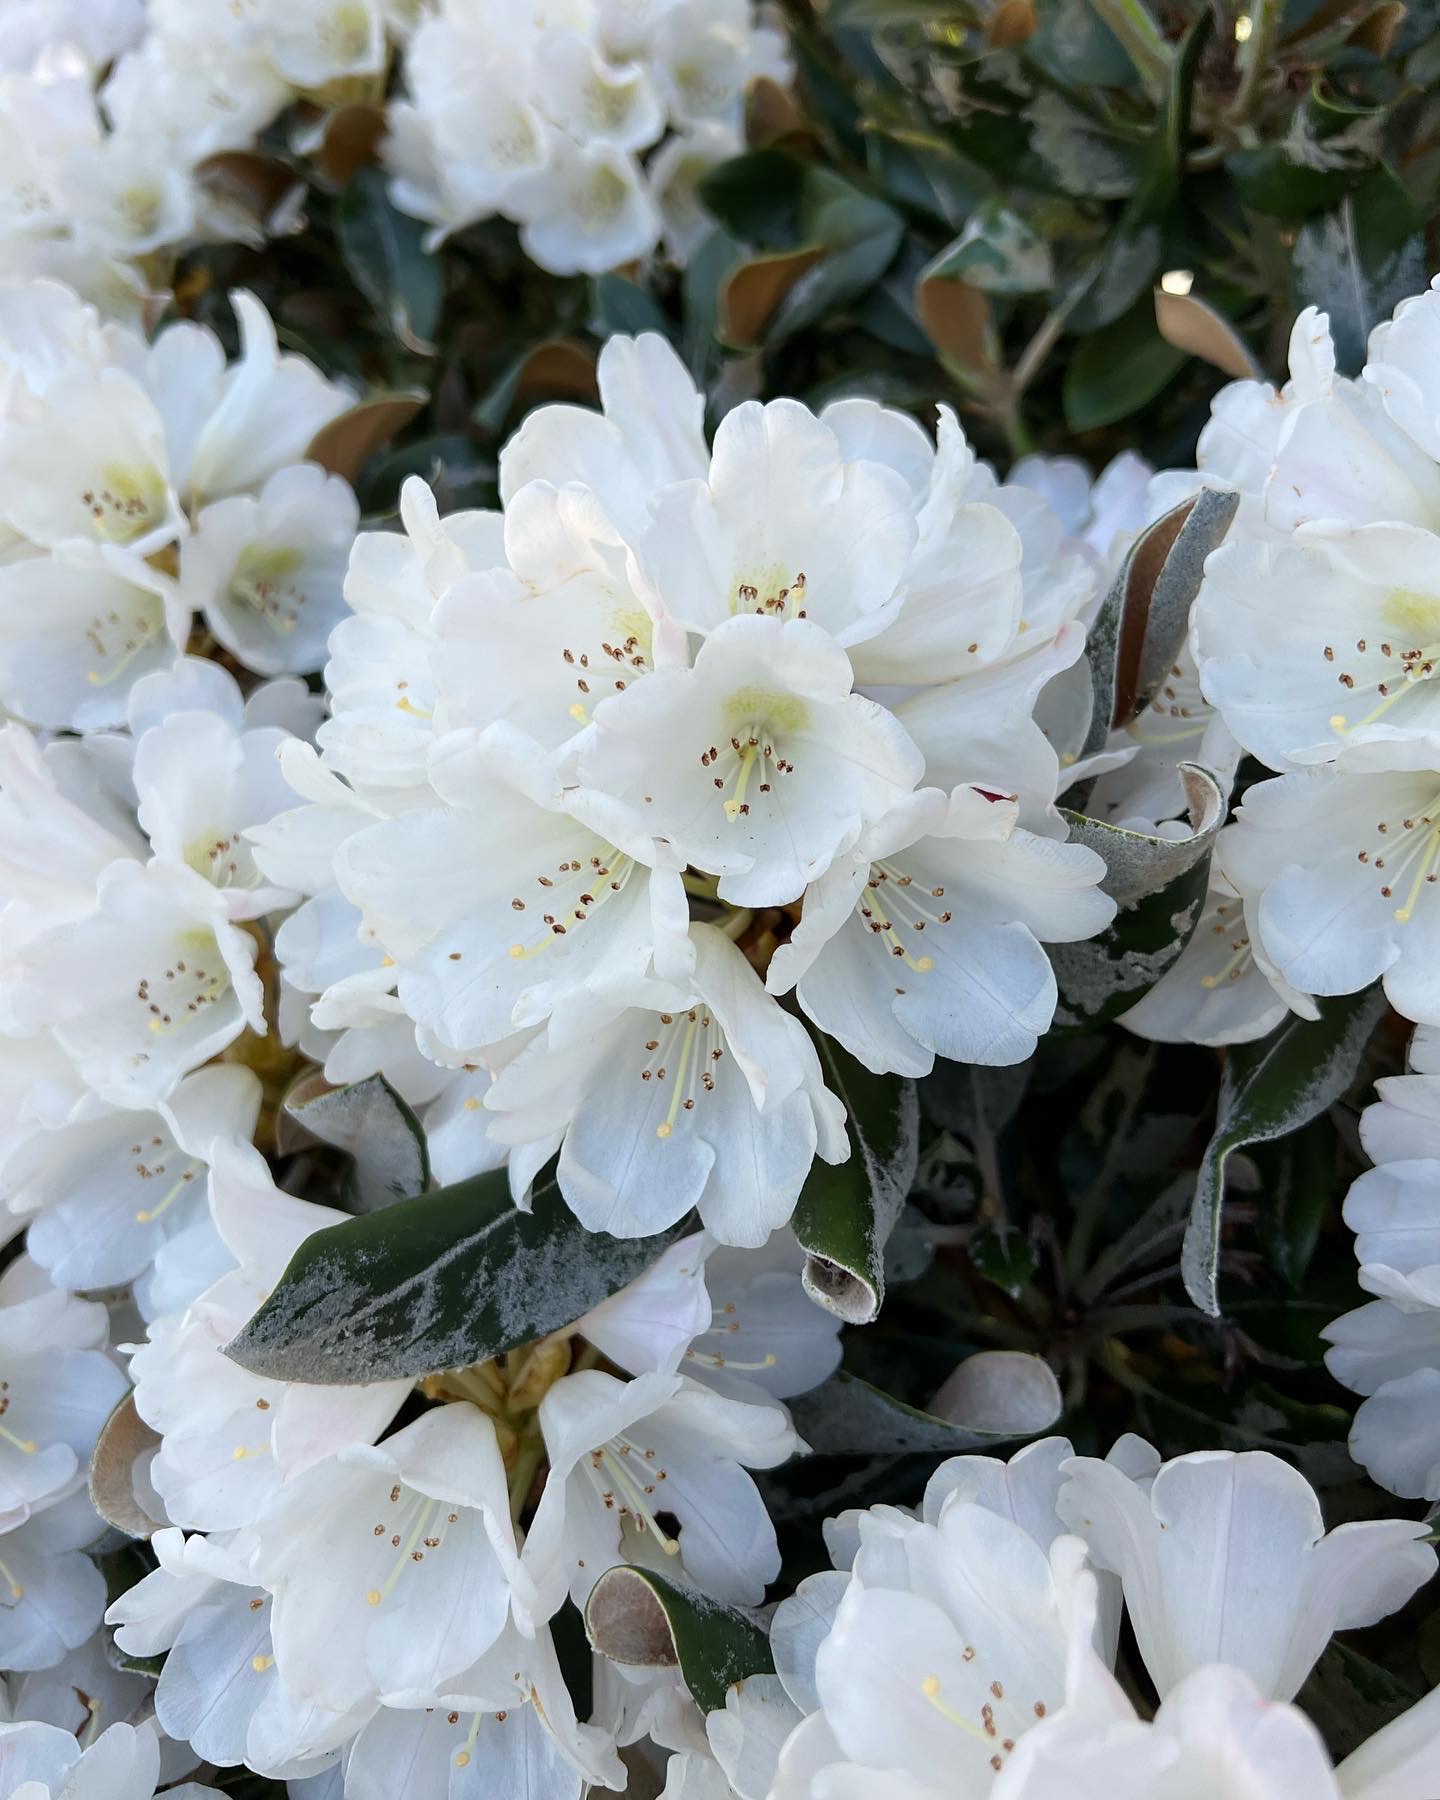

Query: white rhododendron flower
<box><xmin>4</xmin><ymin>158</ymin><xmax>1439</xmax><ymax>1800</ymax></box>
<box><xmin>0</xmin><ymin>1719</ymin><xmax>219</xmax><ymax>1799</ymax></box>
<box><xmin>750</xmin><ymin>1441</ymin><xmax>1440</xmax><ymax>1800</ymax></box>
<box><xmin>1188</xmin><ymin>279</ymin><xmax>1440</xmax><ymax>1028</ymax></box>
<box><xmin>1326</xmin><ymin>1025</ymin><xmax>1440</xmax><ymax>1499</ymax></box>
<box><xmin>384</xmin><ymin>0</ymin><xmax>788</xmax><ymax>272</ymax></box>
<box><xmin>295</xmin><ymin>331</ymin><xmax>1113</xmax><ymax>1239</ymax></box>
<box><xmin>0</xmin><ymin>281</ymin><xmax>353</xmax><ymax>729</ymax></box>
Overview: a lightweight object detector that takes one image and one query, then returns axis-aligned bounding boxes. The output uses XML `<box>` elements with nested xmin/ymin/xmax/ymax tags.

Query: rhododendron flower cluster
<box><xmin>4</xmin><ymin>79</ymin><xmax>1440</xmax><ymax>1791</ymax></box>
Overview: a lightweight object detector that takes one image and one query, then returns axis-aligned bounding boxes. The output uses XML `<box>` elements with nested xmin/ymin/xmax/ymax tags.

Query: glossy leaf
<box><xmin>791</xmin><ymin>1038</ymin><xmax>918</xmax><ymax>1325</ymax></box>
<box><xmin>1181</xmin><ymin>987</ymin><xmax>1389</xmax><ymax>1317</ymax></box>
<box><xmin>336</xmin><ymin>167</ymin><xmax>443</xmax><ymax>353</ymax></box>
<box><xmin>225</xmin><ymin>1166</ymin><xmax>693</xmax><ymax>1386</ymax></box>
<box><xmin>785</xmin><ymin>1365</ymin><xmax>1060</xmax><ymax>1455</ymax></box>
<box><xmin>584</xmin><ymin>1567</ymin><xmax>772</xmax><ymax>1713</ymax></box>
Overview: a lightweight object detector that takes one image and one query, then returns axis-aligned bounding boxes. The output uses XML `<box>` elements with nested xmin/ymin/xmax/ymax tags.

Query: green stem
<box><xmin>1088</xmin><ymin>0</ymin><xmax>1172</xmax><ymax>97</ymax></box>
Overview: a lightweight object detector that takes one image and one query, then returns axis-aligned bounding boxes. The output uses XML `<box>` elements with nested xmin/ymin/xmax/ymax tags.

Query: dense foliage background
<box><xmin>143</xmin><ymin>0</ymin><xmax>1440</xmax><ymax>1781</ymax></box>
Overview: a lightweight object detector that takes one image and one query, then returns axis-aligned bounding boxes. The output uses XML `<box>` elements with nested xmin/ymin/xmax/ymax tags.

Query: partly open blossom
<box><xmin>1325</xmin><ymin>1025</ymin><xmax>1440</xmax><ymax>1499</ymax></box>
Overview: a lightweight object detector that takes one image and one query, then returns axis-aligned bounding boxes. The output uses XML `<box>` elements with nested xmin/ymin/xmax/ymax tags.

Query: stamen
<box><xmin>454</xmin><ymin>1713</ymin><xmax>484</xmax><ymax>1768</ymax></box>
<box><xmin>366</xmin><ymin>1496</ymin><xmax>440</xmax><ymax>1606</ymax></box>
<box><xmin>135</xmin><ymin>1159</ymin><xmax>200</xmax><ymax>1224</ymax></box>
<box><xmin>920</xmin><ymin>1676</ymin><xmax>990</xmax><ymax>1744</ymax></box>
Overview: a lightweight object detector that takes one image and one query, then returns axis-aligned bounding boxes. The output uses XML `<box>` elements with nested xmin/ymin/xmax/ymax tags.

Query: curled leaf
<box><xmin>89</xmin><ymin>1394</ymin><xmax>163</xmax><ymax>1540</ymax></box>
<box><xmin>584</xmin><ymin>1566</ymin><xmax>772</xmax><ymax>1713</ymax></box>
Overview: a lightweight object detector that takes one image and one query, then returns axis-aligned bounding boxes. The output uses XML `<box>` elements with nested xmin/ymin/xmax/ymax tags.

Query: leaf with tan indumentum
<box><xmin>305</xmin><ymin>392</ymin><xmax>426</xmax><ymax>484</ymax></box>
<box><xmin>1154</xmin><ymin>288</ymin><xmax>1261</xmax><ymax>380</ymax></box>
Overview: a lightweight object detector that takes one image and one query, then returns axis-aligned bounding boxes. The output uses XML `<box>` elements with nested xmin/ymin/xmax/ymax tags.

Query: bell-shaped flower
<box><xmin>1055</xmin><ymin>1447</ymin><xmax>1436</xmax><ymax>1703</ymax></box>
<box><xmin>7</xmin><ymin>1063</ymin><xmax>260</xmax><ymax>1296</ymax></box>
<box><xmin>1119</xmin><ymin>856</ymin><xmax>1316</xmax><ymax>1049</ymax></box>
<box><xmin>0</xmin><ymin>357</ymin><xmax>182</xmax><ymax>555</ymax></box>
<box><xmin>485</xmin><ymin>926</ymin><xmax>848</xmax><ymax>1245</ymax></box>
<box><xmin>340</xmin><ymin>1617</ymin><xmax>625</xmax><ymax>1796</ymax></box>
<box><xmin>1222</xmin><ymin>735</ymin><xmax>1440</xmax><ymax>1027</ymax></box>
<box><xmin>770</xmin><ymin>1497</ymin><xmax>1106</xmax><ymax>1798</ymax></box>
<box><xmin>580</xmin><ymin>613</ymin><xmax>925</xmax><ymax>908</ymax></box>
<box><xmin>178</xmin><ymin>462</ymin><xmax>357</xmax><ymax>676</ymax></box>
<box><xmin>635</xmin><ymin>395</ymin><xmax>920</xmax><ymax>650</ymax></box>
<box><xmin>432</xmin><ymin>479</ymin><xmax>679</xmax><ymax>760</ymax></box>
<box><xmin>0</xmin><ymin>542</ymin><xmax>188</xmax><ymax>731</ymax></box>
<box><xmin>1195</xmin><ymin>524</ymin><xmax>1440</xmax><ymax>770</ymax></box>
<box><xmin>521</xmin><ymin>1366</ymin><xmax>797</xmax><ymax>1622</ymax></box>
<box><xmin>768</xmin><ymin>784</ymin><xmax>1111</xmax><ymax>1074</ymax></box>
<box><xmin>334</xmin><ymin>721</ymin><xmax>691</xmax><ymax>1059</ymax></box>
<box><xmin>108</xmin><ymin>1527</ymin><xmax>369</xmax><ymax>1779</ymax></box>
<box><xmin>4</xmin><ymin>858</ymin><xmax>266</xmax><ymax>1105</ymax></box>
<box><xmin>248</xmin><ymin>1404</ymin><xmax>524</xmax><ymax>1715</ymax></box>
<box><xmin>130</xmin><ymin>1141</ymin><xmax>411</xmax><ymax>1529</ymax></box>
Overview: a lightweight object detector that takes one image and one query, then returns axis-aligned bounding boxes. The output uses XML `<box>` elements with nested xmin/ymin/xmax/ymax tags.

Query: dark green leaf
<box><xmin>285</xmin><ymin>1071</ymin><xmax>429</xmax><ymax>1214</ymax></box>
<box><xmin>336</xmin><ymin>167</ymin><xmax>443</xmax><ymax>353</ymax></box>
<box><xmin>791</xmin><ymin>1037</ymin><xmax>917</xmax><ymax>1325</ymax></box>
<box><xmin>1051</xmin><ymin>764</ymin><xmax>1226</xmax><ymax>1029</ymax></box>
<box><xmin>1292</xmin><ymin>165</ymin><xmax>1425</xmax><ymax>373</ymax></box>
<box><xmin>584</xmin><ymin>1566</ymin><xmax>772</xmax><ymax>1713</ymax></box>
<box><xmin>225</xmin><ymin>1166</ymin><xmax>692</xmax><ymax>1385</ymax></box>
<box><xmin>785</xmin><ymin>1367</ymin><xmax>1058</xmax><ymax>1454</ymax></box>
<box><xmin>1182</xmin><ymin>987</ymin><xmax>1389</xmax><ymax>1316</ymax></box>
<box><xmin>967</xmin><ymin>1222</ymin><xmax>1037</xmax><ymax>1297</ymax></box>
<box><xmin>1254</xmin><ymin>1114</ymin><xmax>1344</xmax><ymax>1290</ymax></box>
<box><xmin>590</xmin><ymin>274</ymin><xmax>675</xmax><ymax>340</ymax></box>
<box><xmin>1063</xmin><ymin>299</ymin><xmax>1187</xmax><ymax>430</ymax></box>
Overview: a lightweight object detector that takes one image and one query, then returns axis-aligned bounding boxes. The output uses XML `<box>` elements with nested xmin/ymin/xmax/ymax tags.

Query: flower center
<box><xmin>704</xmin><ymin>694</ymin><xmax>807</xmax><ymax>824</ymax></box>
<box><xmin>136</xmin><ymin>932</ymin><xmax>230</xmax><ymax>1035</ymax></box>
<box><xmin>1326</xmin><ymin>617</ymin><xmax>1440</xmax><ymax>737</ymax></box>
<box><xmin>229</xmin><ymin>545</ymin><xmax>305</xmax><ymax>634</ymax></box>
<box><xmin>1199</xmin><ymin>894</ymin><xmax>1253</xmax><ymax>990</ymax></box>
<box><xmin>558</xmin><ymin>620</ymin><xmax>651</xmax><ymax>725</ymax></box>
<box><xmin>732</xmin><ymin>568</ymin><xmax>808</xmax><ymax>621</ymax></box>
<box><xmin>83</xmin><ymin>592</ymin><xmax>165</xmax><ymax>688</ymax></box>
<box><xmin>855</xmin><ymin>860</ymin><xmax>951</xmax><ymax>976</ymax></box>
<box><xmin>639</xmin><ymin>1006</ymin><xmax>725</xmax><ymax>1139</ymax></box>
<box><xmin>919</xmin><ymin>1663</ymin><xmax>1049</xmax><ymax>1775</ymax></box>
<box><xmin>684</xmin><ymin>1301</ymin><xmax>778</xmax><ymax>1374</ymax></box>
<box><xmin>131</xmin><ymin>1134</ymin><xmax>202</xmax><ymax>1225</ymax></box>
<box><xmin>80</xmin><ymin>465</ymin><xmax>166</xmax><ymax>545</ymax></box>
<box><xmin>508</xmin><ymin>847</ymin><xmax>634</xmax><ymax>960</ymax></box>
<box><xmin>364</xmin><ymin>1487</ymin><xmax>459</xmax><ymax>1607</ymax></box>
<box><xmin>1356</xmin><ymin>794</ymin><xmax>1440</xmax><ymax>924</ymax></box>
<box><xmin>0</xmin><ymin>1378</ymin><xmax>38</xmax><ymax>1462</ymax></box>
<box><xmin>584</xmin><ymin>1436</ymin><xmax>678</xmax><ymax>1553</ymax></box>
<box><xmin>1130</xmin><ymin>660</ymin><xmax>1207</xmax><ymax>748</ymax></box>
